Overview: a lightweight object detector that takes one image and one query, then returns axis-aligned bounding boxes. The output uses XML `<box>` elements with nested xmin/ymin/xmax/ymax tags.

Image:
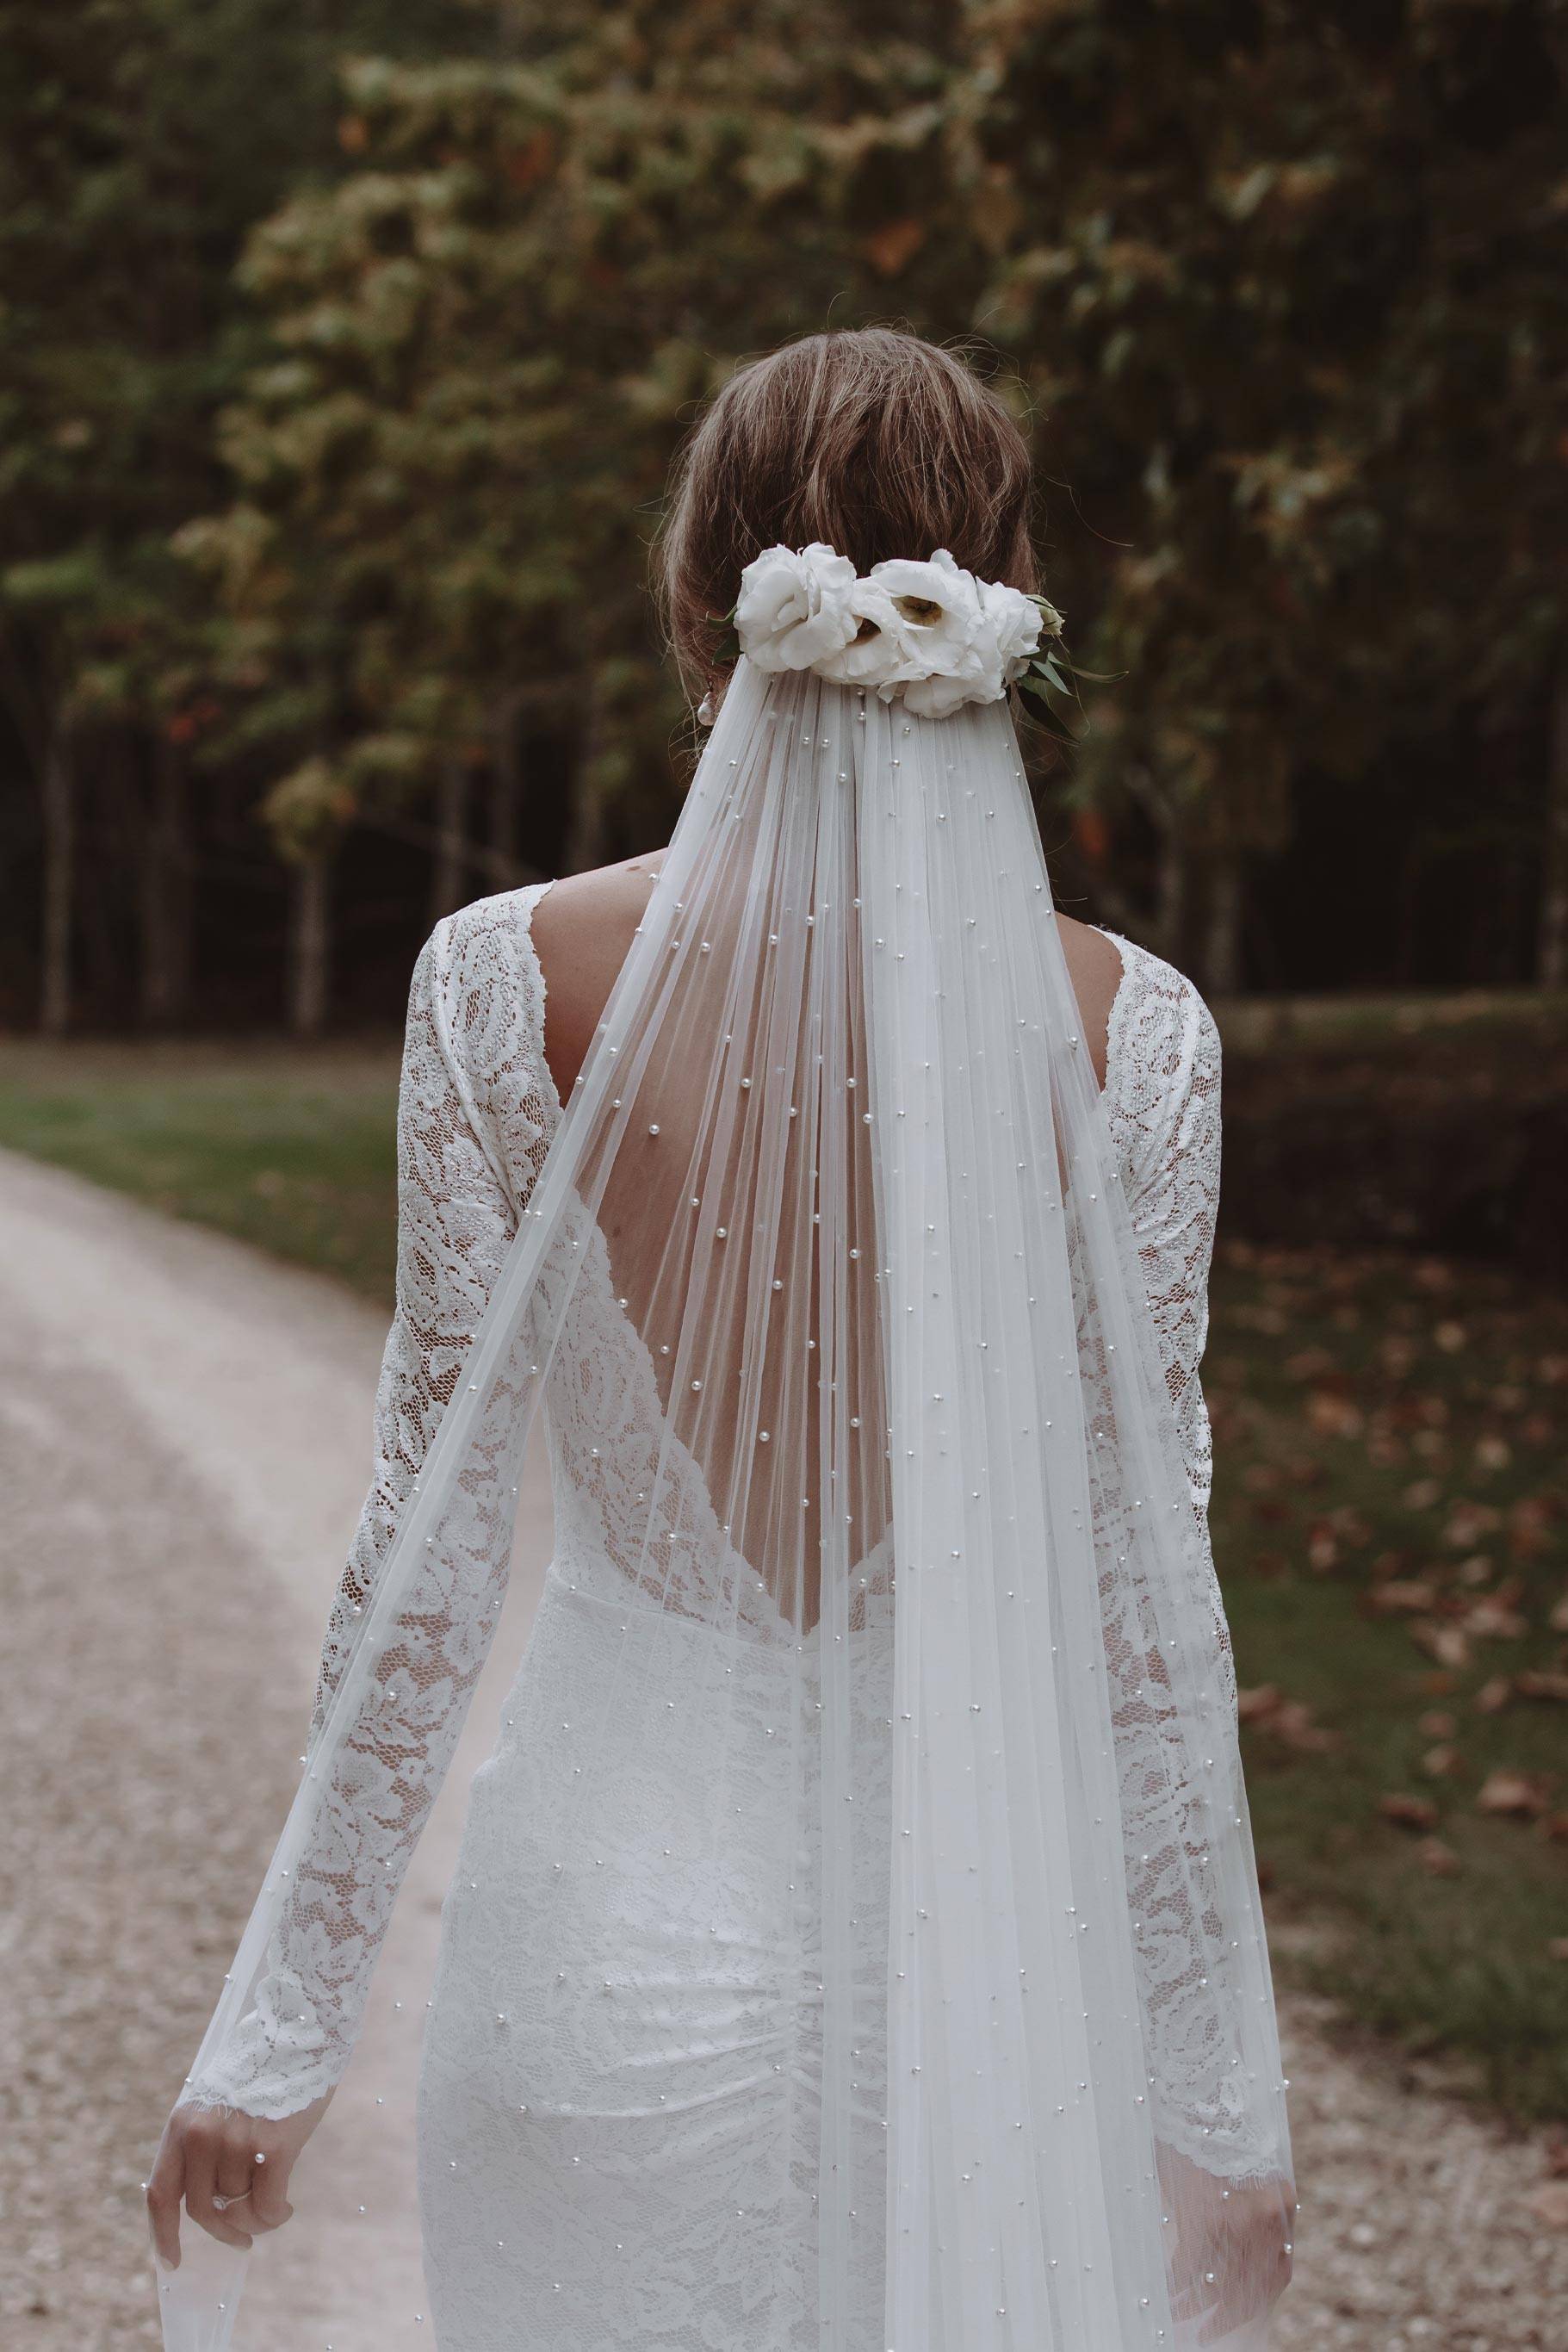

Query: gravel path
<box><xmin>1</xmin><ymin>1145</ymin><xmax>1562</xmax><ymax>2350</ymax></box>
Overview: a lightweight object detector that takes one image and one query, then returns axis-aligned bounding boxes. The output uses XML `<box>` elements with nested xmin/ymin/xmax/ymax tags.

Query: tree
<box><xmin>186</xmin><ymin>1</ymin><xmax>1566</xmax><ymax>994</ymax></box>
<box><xmin>0</xmin><ymin>0</ymin><xmax>503</xmax><ymax>1029</ymax></box>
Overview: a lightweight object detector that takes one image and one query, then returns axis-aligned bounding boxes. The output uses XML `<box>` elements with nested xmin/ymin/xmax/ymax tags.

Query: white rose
<box><xmin>867</xmin><ymin>549</ymin><xmax>983</xmax><ymax>672</ymax></box>
<box><xmin>814</xmin><ymin>579</ymin><xmax>918</xmax><ymax>688</ymax></box>
<box><xmin>980</xmin><ymin>579</ymin><xmax>1044</xmax><ymax>680</ymax></box>
<box><xmin>900</xmin><ymin>655</ymin><xmax>1005</xmax><ymax>720</ymax></box>
<box><xmin>734</xmin><ymin>542</ymin><xmax>859</xmax><ymax>673</ymax></box>
<box><xmin>869</xmin><ymin>549</ymin><xmax>1006</xmax><ymax>716</ymax></box>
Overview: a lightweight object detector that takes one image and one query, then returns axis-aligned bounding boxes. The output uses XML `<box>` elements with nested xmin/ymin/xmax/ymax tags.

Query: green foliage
<box><xmin>173</xmin><ymin>1</ymin><xmax>1568</xmax><ymax>897</ymax></box>
<box><xmin>4</xmin><ymin>1</ymin><xmax>1567</xmax><ymax>1007</ymax></box>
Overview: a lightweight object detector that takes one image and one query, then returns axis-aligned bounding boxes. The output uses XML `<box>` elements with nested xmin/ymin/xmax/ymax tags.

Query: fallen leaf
<box><xmin>1422</xmin><ymin>1743</ymin><xmax>1461</xmax><ymax>1778</ymax></box>
<box><xmin>1475</xmin><ymin>1770</ymin><xmax>1553</xmax><ymax>1819</ymax></box>
<box><xmin>1460</xmin><ymin>1596</ymin><xmax>1528</xmax><ymax>1640</ymax></box>
<box><xmin>1309</xmin><ymin>1396</ymin><xmax>1364</xmax><ymax>1441</ymax></box>
<box><xmin>1416</xmin><ymin>1836</ymin><xmax>1460</xmax><ymax>1877</ymax></box>
<box><xmin>1411</xmin><ymin>1620</ymin><xmax>1472</xmax><ymax>1670</ymax></box>
<box><xmin>1366</xmin><ymin>1579</ymin><xmax>1438</xmax><ymax>1617</ymax></box>
<box><xmin>1474</xmin><ymin>1674</ymin><xmax>1513</xmax><ymax>1713</ymax></box>
<box><xmin>1417</xmin><ymin>1710</ymin><xmax>1456</xmax><ymax>1738</ymax></box>
<box><xmin>1444</xmin><ymin>1499</ymin><xmax>1503</xmax><ymax>1548</ymax></box>
<box><xmin>1507</xmin><ymin>1496</ymin><xmax>1559</xmax><ymax>1561</ymax></box>
<box><xmin>1236</xmin><ymin>1685</ymin><xmax>1337</xmax><ymax>1752</ymax></box>
<box><xmin>1515</xmin><ymin>1669</ymin><xmax>1568</xmax><ymax>1703</ymax></box>
<box><xmin>1379</xmin><ymin>1792</ymin><xmax>1439</xmax><ymax>1832</ymax></box>
<box><xmin>1273</xmin><ymin>1700</ymin><xmax>1337</xmax><ymax>1753</ymax></box>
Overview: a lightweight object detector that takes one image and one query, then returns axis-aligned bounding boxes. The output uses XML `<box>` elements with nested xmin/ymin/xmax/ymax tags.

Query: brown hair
<box><xmin>656</xmin><ymin>327</ymin><xmax>1038</xmax><ymax>700</ymax></box>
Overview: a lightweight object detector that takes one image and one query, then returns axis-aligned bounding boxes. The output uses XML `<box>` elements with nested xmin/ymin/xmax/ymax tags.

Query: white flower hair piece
<box><xmin>731</xmin><ymin>543</ymin><xmax>1070</xmax><ymax>723</ymax></box>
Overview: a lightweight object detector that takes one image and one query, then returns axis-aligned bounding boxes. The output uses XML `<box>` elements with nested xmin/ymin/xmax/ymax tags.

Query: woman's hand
<box><xmin>146</xmin><ymin>2089</ymin><xmax>332</xmax><ymax>2269</ymax></box>
<box><xmin>1159</xmin><ymin>2144</ymin><xmax>1296</xmax><ymax>2344</ymax></box>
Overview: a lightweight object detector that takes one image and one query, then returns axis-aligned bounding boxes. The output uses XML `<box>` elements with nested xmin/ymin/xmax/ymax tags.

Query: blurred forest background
<box><xmin>4</xmin><ymin>0</ymin><xmax>1568</xmax><ymax>1039</ymax></box>
<box><xmin>3</xmin><ymin>0</ymin><xmax>1568</xmax><ymax>2128</ymax></box>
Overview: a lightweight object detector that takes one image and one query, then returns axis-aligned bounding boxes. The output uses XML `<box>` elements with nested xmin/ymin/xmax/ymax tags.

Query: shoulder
<box><xmin>420</xmin><ymin>881</ymin><xmax>554</xmax><ymax>995</ymax></box>
<box><xmin>1098</xmin><ymin>930</ymin><xmax>1220</xmax><ymax>1088</ymax></box>
<box><xmin>528</xmin><ymin>853</ymin><xmax>658</xmax><ymax>1008</ymax></box>
<box><xmin>1055</xmin><ymin>913</ymin><xmax>1125</xmax><ymax>1091</ymax></box>
<box><xmin>416</xmin><ymin>857</ymin><xmax>665</xmax><ymax>1109</ymax></box>
<box><xmin>529</xmin><ymin>853</ymin><xmax>665</xmax><ymax>1098</ymax></box>
<box><xmin>408</xmin><ymin>885</ymin><xmax>561</xmax><ymax>1165</ymax></box>
<box><xmin>1094</xmin><ymin>930</ymin><xmax>1221</xmax><ymax>1202</ymax></box>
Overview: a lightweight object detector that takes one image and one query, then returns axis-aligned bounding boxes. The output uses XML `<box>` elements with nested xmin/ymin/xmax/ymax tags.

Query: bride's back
<box><xmin>533</xmin><ymin>853</ymin><xmax>1125</xmax><ymax>1101</ymax></box>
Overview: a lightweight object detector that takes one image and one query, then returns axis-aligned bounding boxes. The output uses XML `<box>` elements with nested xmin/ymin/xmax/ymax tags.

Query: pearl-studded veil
<box><xmin>156</xmin><ymin>649</ymin><xmax>1292</xmax><ymax>2350</ymax></box>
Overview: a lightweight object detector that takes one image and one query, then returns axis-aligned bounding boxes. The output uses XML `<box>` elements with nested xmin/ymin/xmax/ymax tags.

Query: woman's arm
<box><xmin>149</xmin><ymin>897</ymin><xmax>547</xmax><ymax>2262</ymax></box>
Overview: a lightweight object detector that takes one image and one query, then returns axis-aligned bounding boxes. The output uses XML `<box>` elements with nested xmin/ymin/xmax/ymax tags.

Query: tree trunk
<box><xmin>1153</xmin><ymin>826</ymin><xmax>1190</xmax><ymax>968</ymax></box>
<box><xmin>139</xmin><ymin>745</ymin><xmax>193</xmax><ymax>1027</ymax></box>
<box><xmin>489</xmin><ymin>696</ymin><xmax>524</xmax><ymax>883</ymax></box>
<box><xmin>1203</xmin><ymin>854</ymin><xmax>1244</xmax><ymax>997</ymax></box>
<box><xmin>563</xmin><ymin>697</ymin><xmax>610</xmax><ymax>878</ymax></box>
<box><xmin>1539</xmin><ymin>661</ymin><xmax>1568</xmax><ymax>989</ymax></box>
<box><xmin>288</xmin><ymin>854</ymin><xmax>331</xmax><ymax>1038</ymax></box>
<box><xmin>430</xmin><ymin>757</ymin><xmax>471</xmax><ymax>924</ymax></box>
<box><xmin>39</xmin><ymin>733</ymin><xmax>74</xmax><ymax>1037</ymax></box>
<box><xmin>1121</xmin><ymin>762</ymin><xmax>1188</xmax><ymax>964</ymax></box>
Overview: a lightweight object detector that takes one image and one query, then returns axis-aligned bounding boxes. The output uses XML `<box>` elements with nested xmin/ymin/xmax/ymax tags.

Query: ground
<box><xmin>1</xmin><ymin>1144</ymin><xmax>1564</xmax><ymax>2349</ymax></box>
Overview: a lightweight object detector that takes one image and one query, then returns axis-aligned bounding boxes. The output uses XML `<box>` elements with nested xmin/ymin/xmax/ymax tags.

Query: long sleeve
<box><xmin>1094</xmin><ymin>939</ymin><xmax>1275</xmax><ymax>2175</ymax></box>
<box><xmin>182</xmin><ymin>888</ymin><xmax>556</xmax><ymax>2119</ymax></box>
<box><xmin>1104</xmin><ymin>940</ymin><xmax>1222</xmax><ymax>1512</ymax></box>
<box><xmin>1102</xmin><ymin>942</ymin><xmax>1235</xmax><ymax>1709</ymax></box>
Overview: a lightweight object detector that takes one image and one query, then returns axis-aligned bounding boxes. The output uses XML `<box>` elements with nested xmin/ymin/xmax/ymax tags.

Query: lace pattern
<box><xmin>180</xmin><ymin>886</ymin><xmax>556</xmax><ymax>2118</ymax></box>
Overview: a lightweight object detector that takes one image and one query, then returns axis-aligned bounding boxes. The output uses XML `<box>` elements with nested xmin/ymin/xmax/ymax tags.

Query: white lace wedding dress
<box><xmin>188</xmin><ymin>878</ymin><xmax>1229</xmax><ymax>2352</ymax></box>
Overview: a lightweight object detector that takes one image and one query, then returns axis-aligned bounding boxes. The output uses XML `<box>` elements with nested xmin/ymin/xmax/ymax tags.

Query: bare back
<box><xmin>532</xmin><ymin>850</ymin><xmax>1125</xmax><ymax>1104</ymax></box>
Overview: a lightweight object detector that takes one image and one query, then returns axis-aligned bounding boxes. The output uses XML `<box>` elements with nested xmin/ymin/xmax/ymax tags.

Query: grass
<box><xmin>1215</xmin><ymin>980</ymin><xmax>1568</xmax><ymax>1058</ymax></box>
<box><xmin>1</xmin><ymin>1027</ymin><xmax>1564</xmax><ymax>2118</ymax></box>
<box><xmin>0</xmin><ymin>1036</ymin><xmax>401</xmax><ymax>1300</ymax></box>
<box><xmin>1208</xmin><ymin>1238</ymin><xmax>1568</xmax><ymax>2119</ymax></box>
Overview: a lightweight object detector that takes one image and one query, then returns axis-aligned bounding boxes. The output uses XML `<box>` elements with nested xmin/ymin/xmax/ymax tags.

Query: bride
<box><xmin>147</xmin><ymin>326</ymin><xmax>1295</xmax><ymax>2351</ymax></box>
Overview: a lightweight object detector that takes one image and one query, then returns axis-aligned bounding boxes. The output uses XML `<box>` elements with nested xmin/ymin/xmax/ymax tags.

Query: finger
<box><xmin>214</xmin><ymin>2143</ymin><xmax>254</xmax><ymax>2206</ymax></box>
<box><xmin>183</xmin><ymin>2125</ymin><xmax>254</xmax><ymax>2252</ymax></box>
<box><xmin>146</xmin><ymin>2137</ymin><xmax>185</xmax><ymax>2271</ymax></box>
<box><xmin>249</xmin><ymin>2144</ymin><xmax>296</xmax><ymax>2233</ymax></box>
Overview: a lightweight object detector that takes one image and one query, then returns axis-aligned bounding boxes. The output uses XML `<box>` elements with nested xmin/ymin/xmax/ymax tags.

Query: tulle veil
<box><xmin>154</xmin><ymin>651</ymin><xmax>1292</xmax><ymax>2350</ymax></box>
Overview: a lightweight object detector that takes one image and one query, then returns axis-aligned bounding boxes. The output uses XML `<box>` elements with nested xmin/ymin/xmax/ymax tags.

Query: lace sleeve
<box><xmin>181</xmin><ymin>888</ymin><xmax>555</xmax><ymax>2120</ymax></box>
<box><xmin>1093</xmin><ymin>940</ymin><xmax>1277</xmax><ymax>2177</ymax></box>
<box><xmin>1104</xmin><ymin>938</ymin><xmax>1224</xmax><ymax>1528</ymax></box>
